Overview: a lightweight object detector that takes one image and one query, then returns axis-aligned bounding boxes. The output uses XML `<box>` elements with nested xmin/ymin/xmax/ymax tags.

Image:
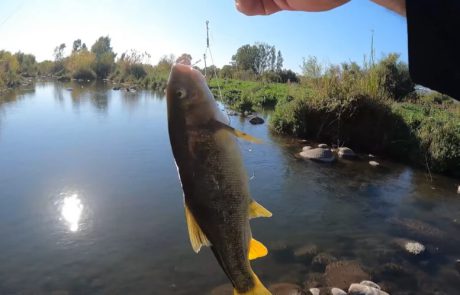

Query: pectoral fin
<box><xmin>210</xmin><ymin>119</ymin><xmax>263</xmax><ymax>144</ymax></box>
<box><xmin>248</xmin><ymin>238</ymin><xmax>268</xmax><ymax>260</ymax></box>
<box><xmin>249</xmin><ymin>200</ymin><xmax>272</xmax><ymax>219</ymax></box>
<box><xmin>185</xmin><ymin>204</ymin><xmax>211</xmax><ymax>253</ymax></box>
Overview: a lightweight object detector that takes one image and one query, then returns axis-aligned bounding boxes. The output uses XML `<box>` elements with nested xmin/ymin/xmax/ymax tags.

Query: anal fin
<box><xmin>249</xmin><ymin>200</ymin><xmax>272</xmax><ymax>219</ymax></box>
<box><xmin>248</xmin><ymin>238</ymin><xmax>268</xmax><ymax>260</ymax></box>
<box><xmin>185</xmin><ymin>204</ymin><xmax>211</xmax><ymax>253</ymax></box>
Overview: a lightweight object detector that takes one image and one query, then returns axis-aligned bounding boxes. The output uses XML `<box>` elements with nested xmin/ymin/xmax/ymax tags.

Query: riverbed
<box><xmin>0</xmin><ymin>81</ymin><xmax>459</xmax><ymax>294</ymax></box>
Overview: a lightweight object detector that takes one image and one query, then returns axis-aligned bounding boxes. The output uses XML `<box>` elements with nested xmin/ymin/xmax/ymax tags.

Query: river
<box><xmin>0</xmin><ymin>81</ymin><xmax>459</xmax><ymax>295</ymax></box>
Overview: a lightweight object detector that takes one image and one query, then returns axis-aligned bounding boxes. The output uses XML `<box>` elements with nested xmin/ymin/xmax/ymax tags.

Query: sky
<box><xmin>0</xmin><ymin>0</ymin><xmax>408</xmax><ymax>72</ymax></box>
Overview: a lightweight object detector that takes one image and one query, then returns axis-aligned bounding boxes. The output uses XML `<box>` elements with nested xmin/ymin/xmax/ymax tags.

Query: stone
<box><xmin>227</xmin><ymin>110</ymin><xmax>238</xmax><ymax>116</ymax></box>
<box><xmin>311</xmin><ymin>253</ymin><xmax>337</xmax><ymax>272</ymax></box>
<box><xmin>457</xmin><ymin>185</ymin><xmax>460</xmax><ymax>194</ymax></box>
<box><xmin>368</xmin><ymin>154</ymin><xmax>375</xmax><ymax>158</ymax></box>
<box><xmin>308</xmin><ymin>288</ymin><xmax>320</xmax><ymax>295</ymax></box>
<box><xmin>302</xmin><ymin>146</ymin><xmax>313</xmax><ymax>151</ymax></box>
<box><xmin>324</xmin><ymin>261</ymin><xmax>371</xmax><ymax>290</ymax></box>
<box><xmin>113</xmin><ymin>86</ymin><xmax>121</xmax><ymax>90</ymax></box>
<box><xmin>210</xmin><ymin>283</ymin><xmax>233</xmax><ymax>295</ymax></box>
<box><xmin>304</xmin><ymin>272</ymin><xmax>325</xmax><ymax>289</ymax></box>
<box><xmin>348</xmin><ymin>283</ymin><xmax>389</xmax><ymax>295</ymax></box>
<box><xmin>249</xmin><ymin>116</ymin><xmax>264</xmax><ymax>125</ymax></box>
<box><xmin>331</xmin><ymin>288</ymin><xmax>347</xmax><ymax>295</ymax></box>
<box><xmin>294</xmin><ymin>244</ymin><xmax>318</xmax><ymax>258</ymax></box>
<box><xmin>359</xmin><ymin>281</ymin><xmax>381</xmax><ymax>290</ymax></box>
<box><xmin>388</xmin><ymin>217</ymin><xmax>445</xmax><ymax>240</ymax></box>
<box><xmin>338</xmin><ymin>147</ymin><xmax>356</xmax><ymax>159</ymax></box>
<box><xmin>299</xmin><ymin>148</ymin><xmax>336</xmax><ymax>163</ymax></box>
<box><xmin>318</xmin><ymin>144</ymin><xmax>328</xmax><ymax>148</ymax></box>
<box><xmin>455</xmin><ymin>259</ymin><xmax>460</xmax><ymax>274</ymax></box>
<box><xmin>393</xmin><ymin>238</ymin><xmax>426</xmax><ymax>255</ymax></box>
<box><xmin>269</xmin><ymin>283</ymin><xmax>307</xmax><ymax>295</ymax></box>
<box><xmin>369</xmin><ymin>161</ymin><xmax>380</xmax><ymax>167</ymax></box>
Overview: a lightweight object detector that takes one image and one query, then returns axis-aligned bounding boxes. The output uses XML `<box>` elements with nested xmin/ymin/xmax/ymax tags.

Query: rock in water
<box><xmin>294</xmin><ymin>244</ymin><xmax>318</xmax><ymax>258</ymax></box>
<box><xmin>331</xmin><ymin>288</ymin><xmax>347</xmax><ymax>295</ymax></box>
<box><xmin>393</xmin><ymin>238</ymin><xmax>426</xmax><ymax>255</ymax></box>
<box><xmin>302</xmin><ymin>146</ymin><xmax>313</xmax><ymax>151</ymax></box>
<box><xmin>311</xmin><ymin>253</ymin><xmax>338</xmax><ymax>272</ymax></box>
<box><xmin>318</xmin><ymin>143</ymin><xmax>328</xmax><ymax>148</ymax></box>
<box><xmin>348</xmin><ymin>283</ymin><xmax>389</xmax><ymax>295</ymax></box>
<box><xmin>338</xmin><ymin>147</ymin><xmax>356</xmax><ymax>159</ymax></box>
<box><xmin>249</xmin><ymin>116</ymin><xmax>264</xmax><ymax>125</ymax></box>
<box><xmin>359</xmin><ymin>281</ymin><xmax>381</xmax><ymax>290</ymax></box>
<box><xmin>324</xmin><ymin>261</ymin><xmax>370</xmax><ymax>290</ymax></box>
<box><xmin>308</xmin><ymin>288</ymin><xmax>320</xmax><ymax>295</ymax></box>
<box><xmin>457</xmin><ymin>185</ymin><xmax>460</xmax><ymax>194</ymax></box>
<box><xmin>300</xmin><ymin>148</ymin><xmax>336</xmax><ymax>163</ymax></box>
<box><xmin>369</xmin><ymin>161</ymin><xmax>380</xmax><ymax>167</ymax></box>
<box><xmin>455</xmin><ymin>259</ymin><xmax>460</xmax><ymax>274</ymax></box>
<box><xmin>389</xmin><ymin>217</ymin><xmax>445</xmax><ymax>240</ymax></box>
<box><xmin>269</xmin><ymin>283</ymin><xmax>307</xmax><ymax>295</ymax></box>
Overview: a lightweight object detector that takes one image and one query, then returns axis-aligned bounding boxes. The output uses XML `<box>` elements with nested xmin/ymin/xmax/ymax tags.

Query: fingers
<box><xmin>236</xmin><ymin>0</ymin><xmax>282</xmax><ymax>16</ymax></box>
<box><xmin>235</xmin><ymin>0</ymin><xmax>350</xmax><ymax>15</ymax></box>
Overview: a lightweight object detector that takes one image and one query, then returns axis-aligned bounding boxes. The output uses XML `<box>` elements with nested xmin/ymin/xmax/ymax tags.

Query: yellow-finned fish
<box><xmin>166</xmin><ymin>63</ymin><xmax>272</xmax><ymax>295</ymax></box>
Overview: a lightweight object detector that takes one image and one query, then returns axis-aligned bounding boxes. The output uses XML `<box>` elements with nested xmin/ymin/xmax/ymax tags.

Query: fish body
<box><xmin>166</xmin><ymin>63</ymin><xmax>271</xmax><ymax>294</ymax></box>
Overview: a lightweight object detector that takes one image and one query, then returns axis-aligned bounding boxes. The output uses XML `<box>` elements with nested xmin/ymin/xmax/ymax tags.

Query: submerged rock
<box><xmin>324</xmin><ymin>261</ymin><xmax>370</xmax><ymax>290</ymax></box>
<box><xmin>318</xmin><ymin>143</ymin><xmax>328</xmax><ymax>148</ymax></box>
<box><xmin>294</xmin><ymin>244</ymin><xmax>318</xmax><ymax>259</ymax></box>
<box><xmin>300</xmin><ymin>148</ymin><xmax>336</xmax><ymax>163</ymax></box>
<box><xmin>269</xmin><ymin>283</ymin><xmax>307</xmax><ymax>295</ymax></box>
<box><xmin>393</xmin><ymin>238</ymin><xmax>426</xmax><ymax>255</ymax></box>
<box><xmin>304</xmin><ymin>272</ymin><xmax>325</xmax><ymax>289</ymax></box>
<box><xmin>338</xmin><ymin>147</ymin><xmax>356</xmax><ymax>159</ymax></box>
<box><xmin>302</xmin><ymin>146</ymin><xmax>313</xmax><ymax>151</ymax></box>
<box><xmin>389</xmin><ymin>217</ymin><xmax>445</xmax><ymax>240</ymax></box>
<box><xmin>249</xmin><ymin>116</ymin><xmax>265</xmax><ymax>125</ymax></box>
<box><xmin>455</xmin><ymin>259</ymin><xmax>460</xmax><ymax>274</ymax></box>
<box><xmin>348</xmin><ymin>283</ymin><xmax>389</xmax><ymax>295</ymax></box>
<box><xmin>227</xmin><ymin>110</ymin><xmax>239</xmax><ymax>116</ymax></box>
<box><xmin>308</xmin><ymin>288</ymin><xmax>320</xmax><ymax>295</ymax></box>
<box><xmin>369</xmin><ymin>161</ymin><xmax>380</xmax><ymax>167</ymax></box>
<box><xmin>311</xmin><ymin>253</ymin><xmax>337</xmax><ymax>272</ymax></box>
<box><xmin>113</xmin><ymin>86</ymin><xmax>121</xmax><ymax>90</ymax></box>
<box><xmin>457</xmin><ymin>185</ymin><xmax>460</xmax><ymax>194</ymax></box>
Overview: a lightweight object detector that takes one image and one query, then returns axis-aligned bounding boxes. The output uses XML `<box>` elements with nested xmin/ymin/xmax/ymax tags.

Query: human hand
<box><xmin>235</xmin><ymin>0</ymin><xmax>350</xmax><ymax>15</ymax></box>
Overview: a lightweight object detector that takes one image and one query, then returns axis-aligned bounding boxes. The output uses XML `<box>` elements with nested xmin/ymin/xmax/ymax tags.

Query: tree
<box><xmin>301</xmin><ymin>56</ymin><xmax>323</xmax><ymax>80</ymax></box>
<box><xmin>276</xmin><ymin>50</ymin><xmax>283</xmax><ymax>72</ymax></box>
<box><xmin>231</xmin><ymin>43</ymin><xmax>282</xmax><ymax>77</ymax></box>
<box><xmin>72</xmin><ymin>39</ymin><xmax>82</xmax><ymax>53</ymax></box>
<box><xmin>53</xmin><ymin>43</ymin><xmax>66</xmax><ymax>61</ymax></box>
<box><xmin>14</xmin><ymin>52</ymin><xmax>37</xmax><ymax>76</ymax></box>
<box><xmin>90</xmin><ymin>36</ymin><xmax>116</xmax><ymax>78</ymax></box>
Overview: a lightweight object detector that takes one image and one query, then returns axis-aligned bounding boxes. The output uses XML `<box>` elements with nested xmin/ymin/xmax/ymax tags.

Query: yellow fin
<box><xmin>211</xmin><ymin>119</ymin><xmax>263</xmax><ymax>144</ymax></box>
<box><xmin>248</xmin><ymin>238</ymin><xmax>268</xmax><ymax>260</ymax></box>
<box><xmin>185</xmin><ymin>204</ymin><xmax>211</xmax><ymax>253</ymax></box>
<box><xmin>249</xmin><ymin>200</ymin><xmax>272</xmax><ymax>219</ymax></box>
<box><xmin>233</xmin><ymin>271</ymin><xmax>271</xmax><ymax>295</ymax></box>
<box><xmin>232</xmin><ymin>128</ymin><xmax>263</xmax><ymax>144</ymax></box>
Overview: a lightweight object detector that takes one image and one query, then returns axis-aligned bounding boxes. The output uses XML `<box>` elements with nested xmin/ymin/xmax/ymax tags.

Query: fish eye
<box><xmin>176</xmin><ymin>88</ymin><xmax>187</xmax><ymax>99</ymax></box>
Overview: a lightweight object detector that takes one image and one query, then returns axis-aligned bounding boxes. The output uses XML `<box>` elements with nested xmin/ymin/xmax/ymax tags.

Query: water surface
<box><xmin>1</xmin><ymin>82</ymin><xmax>459</xmax><ymax>294</ymax></box>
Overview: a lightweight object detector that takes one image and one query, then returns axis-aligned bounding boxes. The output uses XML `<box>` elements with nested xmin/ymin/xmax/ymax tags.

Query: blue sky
<box><xmin>0</xmin><ymin>0</ymin><xmax>407</xmax><ymax>72</ymax></box>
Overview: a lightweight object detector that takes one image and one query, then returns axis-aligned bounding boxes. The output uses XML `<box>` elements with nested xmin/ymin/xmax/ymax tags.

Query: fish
<box><xmin>166</xmin><ymin>63</ymin><xmax>272</xmax><ymax>295</ymax></box>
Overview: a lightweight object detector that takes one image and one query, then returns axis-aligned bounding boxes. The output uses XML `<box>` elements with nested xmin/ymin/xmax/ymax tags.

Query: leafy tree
<box><xmin>301</xmin><ymin>56</ymin><xmax>323</xmax><ymax>80</ymax></box>
<box><xmin>91</xmin><ymin>36</ymin><xmax>116</xmax><ymax>78</ymax></box>
<box><xmin>14</xmin><ymin>52</ymin><xmax>37</xmax><ymax>76</ymax></box>
<box><xmin>53</xmin><ymin>43</ymin><xmax>66</xmax><ymax>61</ymax></box>
<box><xmin>276</xmin><ymin>50</ymin><xmax>283</xmax><ymax>71</ymax></box>
<box><xmin>231</xmin><ymin>43</ymin><xmax>282</xmax><ymax>77</ymax></box>
<box><xmin>66</xmin><ymin>50</ymin><xmax>96</xmax><ymax>79</ymax></box>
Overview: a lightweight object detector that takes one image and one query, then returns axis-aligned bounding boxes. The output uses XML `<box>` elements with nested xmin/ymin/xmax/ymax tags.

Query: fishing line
<box><xmin>0</xmin><ymin>0</ymin><xmax>28</xmax><ymax>29</ymax></box>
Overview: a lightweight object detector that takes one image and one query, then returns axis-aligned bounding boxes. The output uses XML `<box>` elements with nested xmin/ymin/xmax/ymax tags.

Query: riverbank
<box><xmin>209</xmin><ymin>78</ymin><xmax>460</xmax><ymax>177</ymax></box>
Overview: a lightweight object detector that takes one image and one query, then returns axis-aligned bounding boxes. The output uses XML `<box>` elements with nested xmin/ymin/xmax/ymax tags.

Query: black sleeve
<box><xmin>406</xmin><ymin>0</ymin><xmax>460</xmax><ymax>100</ymax></box>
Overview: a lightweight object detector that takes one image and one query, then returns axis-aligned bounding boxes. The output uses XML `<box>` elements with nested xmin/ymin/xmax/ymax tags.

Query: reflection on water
<box><xmin>0</xmin><ymin>81</ymin><xmax>459</xmax><ymax>295</ymax></box>
<box><xmin>60</xmin><ymin>193</ymin><xmax>84</xmax><ymax>232</ymax></box>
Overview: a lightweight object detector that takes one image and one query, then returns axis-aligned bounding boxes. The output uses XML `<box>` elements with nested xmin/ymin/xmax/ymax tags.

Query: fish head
<box><xmin>166</xmin><ymin>63</ymin><xmax>220</xmax><ymax>127</ymax></box>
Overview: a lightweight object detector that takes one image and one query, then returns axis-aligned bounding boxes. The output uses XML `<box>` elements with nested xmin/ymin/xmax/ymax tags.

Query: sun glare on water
<box><xmin>61</xmin><ymin>194</ymin><xmax>84</xmax><ymax>232</ymax></box>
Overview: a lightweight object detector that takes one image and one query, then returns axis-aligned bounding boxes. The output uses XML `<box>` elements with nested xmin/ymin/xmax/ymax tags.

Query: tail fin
<box><xmin>233</xmin><ymin>271</ymin><xmax>271</xmax><ymax>295</ymax></box>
